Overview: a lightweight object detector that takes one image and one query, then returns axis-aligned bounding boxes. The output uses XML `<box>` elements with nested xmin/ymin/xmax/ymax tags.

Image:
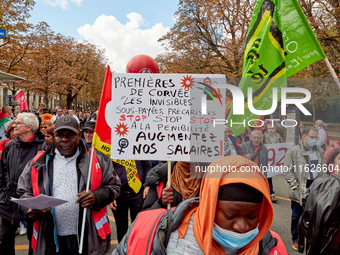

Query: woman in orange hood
<box><xmin>168</xmin><ymin>155</ymin><xmax>288</xmax><ymax>255</ymax></box>
<box><xmin>112</xmin><ymin>155</ymin><xmax>288</xmax><ymax>255</ymax></box>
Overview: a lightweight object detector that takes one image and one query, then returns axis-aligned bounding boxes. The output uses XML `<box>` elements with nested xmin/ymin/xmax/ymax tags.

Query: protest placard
<box><xmin>106</xmin><ymin>73</ymin><xmax>226</xmax><ymax>162</ymax></box>
<box><xmin>264</xmin><ymin>143</ymin><xmax>294</xmax><ymax>177</ymax></box>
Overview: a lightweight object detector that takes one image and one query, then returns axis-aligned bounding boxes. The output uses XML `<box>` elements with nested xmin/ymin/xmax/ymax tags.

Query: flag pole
<box><xmin>167</xmin><ymin>161</ymin><xmax>171</xmax><ymax>210</ymax></box>
<box><xmin>324</xmin><ymin>58</ymin><xmax>340</xmax><ymax>90</ymax></box>
<box><xmin>79</xmin><ymin>145</ymin><xmax>95</xmax><ymax>254</ymax></box>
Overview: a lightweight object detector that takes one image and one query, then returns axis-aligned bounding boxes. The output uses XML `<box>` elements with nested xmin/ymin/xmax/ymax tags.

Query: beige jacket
<box><xmin>283</xmin><ymin>143</ymin><xmax>326</xmax><ymax>205</ymax></box>
<box><xmin>263</xmin><ymin>133</ymin><xmax>283</xmax><ymax>144</ymax></box>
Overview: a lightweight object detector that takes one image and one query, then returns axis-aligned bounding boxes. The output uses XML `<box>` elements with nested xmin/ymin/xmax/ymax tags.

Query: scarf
<box><xmin>224</xmin><ymin>138</ymin><xmax>237</xmax><ymax>156</ymax></box>
<box><xmin>171</xmin><ymin>161</ymin><xmax>201</xmax><ymax>201</ymax></box>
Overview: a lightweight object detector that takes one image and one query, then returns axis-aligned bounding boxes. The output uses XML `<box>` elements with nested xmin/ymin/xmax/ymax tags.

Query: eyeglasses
<box><xmin>13</xmin><ymin>121</ymin><xmax>25</xmax><ymax>126</ymax></box>
<box><xmin>42</xmin><ymin>126</ymin><xmax>48</xmax><ymax>129</ymax></box>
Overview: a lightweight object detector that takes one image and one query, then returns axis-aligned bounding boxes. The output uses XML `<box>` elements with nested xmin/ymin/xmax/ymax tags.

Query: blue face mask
<box><xmin>306</xmin><ymin>138</ymin><xmax>317</xmax><ymax>147</ymax></box>
<box><xmin>212</xmin><ymin>223</ymin><xmax>259</xmax><ymax>250</ymax></box>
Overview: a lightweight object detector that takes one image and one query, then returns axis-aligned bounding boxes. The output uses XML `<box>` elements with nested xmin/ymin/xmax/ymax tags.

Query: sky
<box><xmin>27</xmin><ymin>0</ymin><xmax>179</xmax><ymax>72</ymax></box>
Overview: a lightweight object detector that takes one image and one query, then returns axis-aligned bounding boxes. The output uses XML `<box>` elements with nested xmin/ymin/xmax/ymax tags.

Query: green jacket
<box><xmin>283</xmin><ymin>143</ymin><xmax>326</xmax><ymax>205</ymax></box>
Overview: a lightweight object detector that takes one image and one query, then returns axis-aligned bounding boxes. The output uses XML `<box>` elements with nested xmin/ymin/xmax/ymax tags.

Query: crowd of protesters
<box><xmin>0</xmin><ymin>103</ymin><xmax>339</xmax><ymax>255</ymax></box>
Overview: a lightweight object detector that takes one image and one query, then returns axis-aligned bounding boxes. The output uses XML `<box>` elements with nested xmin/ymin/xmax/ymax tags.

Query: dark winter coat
<box><xmin>142</xmin><ymin>162</ymin><xmax>203</xmax><ymax>210</ymax></box>
<box><xmin>298</xmin><ymin>174</ymin><xmax>340</xmax><ymax>254</ymax></box>
<box><xmin>240</xmin><ymin>141</ymin><xmax>268</xmax><ymax>173</ymax></box>
<box><xmin>0</xmin><ymin>131</ymin><xmax>45</xmax><ymax>221</ymax></box>
<box><xmin>237</xmin><ymin>134</ymin><xmax>250</xmax><ymax>145</ymax></box>
<box><xmin>113</xmin><ymin>160</ymin><xmax>152</xmax><ymax>192</ymax></box>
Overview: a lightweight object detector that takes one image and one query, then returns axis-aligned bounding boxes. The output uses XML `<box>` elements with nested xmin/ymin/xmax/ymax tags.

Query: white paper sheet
<box><xmin>11</xmin><ymin>194</ymin><xmax>68</xmax><ymax>210</ymax></box>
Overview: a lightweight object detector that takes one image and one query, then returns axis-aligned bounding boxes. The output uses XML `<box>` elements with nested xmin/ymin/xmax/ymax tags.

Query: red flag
<box><xmin>92</xmin><ymin>66</ymin><xmax>142</xmax><ymax>193</ymax></box>
<box><xmin>14</xmin><ymin>90</ymin><xmax>29</xmax><ymax>111</ymax></box>
<box><xmin>92</xmin><ymin>65</ymin><xmax>112</xmax><ymax>156</ymax></box>
<box><xmin>79</xmin><ymin>66</ymin><xmax>113</xmax><ymax>254</ymax></box>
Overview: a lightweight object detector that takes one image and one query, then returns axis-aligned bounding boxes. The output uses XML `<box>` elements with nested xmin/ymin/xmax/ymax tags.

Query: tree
<box><xmin>291</xmin><ymin>0</ymin><xmax>340</xmax><ymax>122</ymax></box>
<box><xmin>157</xmin><ymin>0</ymin><xmax>254</xmax><ymax>77</ymax></box>
<box><xmin>0</xmin><ymin>1</ymin><xmax>108</xmax><ymax>110</ymax></box>
<box><xmin>158</xmin><ymin>0</ymin><xmax>340</xmax><ymax>78</ymax></box>
<box><xmin>158</xmin><ymin>0</ymin><xmax>340</xmax><ymax>124</ymax></box>
<box><xmin>20</xmin><ymin>22</ymin><xmax>63</xmax><ymax>108</ymax></box>
<box><xmin>299</xmin><ymin>0</ymin><xmax>340</xmax><ymax>75</ymax></box>
<box><xmin>0</xmin><ymin>0</ymin><xmax>37</xmax><ymax>95</ymax></box>
<box><xmin>0</xmin><ymin>0</ymin><xmax>35</xmax><ymax>34</ymax></box>
<box><xmin>60</xmin><ymin>38</ymin><xmax>107</xmax><ymax>109</ymax></box>
<box><xmin>0</xmin><ymin>0</ymin><xmax>36</xmax><ymax>74</ymax></box>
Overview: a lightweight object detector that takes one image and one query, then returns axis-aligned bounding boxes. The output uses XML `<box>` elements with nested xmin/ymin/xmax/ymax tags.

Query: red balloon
<box><xmin>126</xmin><ymin>54</ymin><xmax>159</xmax><ymax>73</ymax></box>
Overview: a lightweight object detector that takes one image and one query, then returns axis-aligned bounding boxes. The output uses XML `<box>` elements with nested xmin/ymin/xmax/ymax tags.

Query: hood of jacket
<box><xmin>177</xmin><ymin>155</ymin><xmax>273</xmax><ymax>255</ymax></box>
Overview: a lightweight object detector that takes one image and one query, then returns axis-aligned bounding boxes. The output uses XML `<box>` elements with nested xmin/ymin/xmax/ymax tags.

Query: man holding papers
<box><xmin>17</xmin><ymin>116</ymin><xmax>121</xmax><ymax>255</ymax></box>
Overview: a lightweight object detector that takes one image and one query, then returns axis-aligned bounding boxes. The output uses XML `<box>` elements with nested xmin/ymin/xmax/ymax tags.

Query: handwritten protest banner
<box><xmin>264</xmin><ymin>142</ymin><xmax>294</xmax><ymax>178</ymax></box>
<box><xmin>106</xmin><ymin>73</ymin><xmax>226</xmax><ymax>162</ymax></box>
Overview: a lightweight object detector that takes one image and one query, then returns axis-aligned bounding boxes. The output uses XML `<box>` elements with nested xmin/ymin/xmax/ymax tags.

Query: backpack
<box><xmin>127</xmin><ymin>208</ymin><xmax>169</xmax><ymax>255</ymax></box>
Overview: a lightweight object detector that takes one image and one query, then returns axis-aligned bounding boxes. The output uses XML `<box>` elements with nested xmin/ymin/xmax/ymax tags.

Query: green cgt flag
<box><xmin>228</xmin><ymin>0</ymin><xmax>326</xmax><ymax>136</ymax></box>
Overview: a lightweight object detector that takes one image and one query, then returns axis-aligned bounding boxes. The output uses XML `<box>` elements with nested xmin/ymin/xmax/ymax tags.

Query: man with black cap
<box><xmin>83</xmin><ymin>121</ymin><xmax>96</xmax><ymax>147</ymax></box>
<box><xmin>17</xmin><ymin>116</ymin><xmax>121</xmax><ymax>255</ymax></box>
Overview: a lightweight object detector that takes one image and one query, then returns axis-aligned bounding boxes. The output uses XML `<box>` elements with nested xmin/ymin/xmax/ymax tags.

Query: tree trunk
<box><xmin>66</xmin><ymin>87</ymin><xmax>79</xmax><ymax>110</ymax></box>
<box><xmin>45</xmin><ymin>91</ymin><xmax>49</xmax><ymax>108</ymax></box>
<box><xmin>26</xmin><ymin>91</ymin><xmax>30</xmax><ymax>110</ymax></box>
<box><xmin>66</xmin><ymin>91</ymin><xmax>74</xmax><ymax>110</ymax></box>
<box><xmin>10</xmin><ymin>82</ymin><xmax>18</xmax><ymax>96</ymax></box>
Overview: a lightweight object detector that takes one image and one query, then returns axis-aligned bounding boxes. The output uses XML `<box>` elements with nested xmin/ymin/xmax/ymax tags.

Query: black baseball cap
<box><xmin>55</xmin><ymin>116</ymin><xmax>80</xmax><ymax>133</ymax></box>
<box><xmin>83</xmin><ymin>121</ymin><xmax>96</xmax><ymax>132</ymax></box>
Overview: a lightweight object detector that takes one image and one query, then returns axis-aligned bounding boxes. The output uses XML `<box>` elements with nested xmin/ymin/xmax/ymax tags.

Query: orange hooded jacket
<box><xmin>176</xmin><ymin>155</ymin><xmax>287</xmax><ymax>255</ymax></box>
